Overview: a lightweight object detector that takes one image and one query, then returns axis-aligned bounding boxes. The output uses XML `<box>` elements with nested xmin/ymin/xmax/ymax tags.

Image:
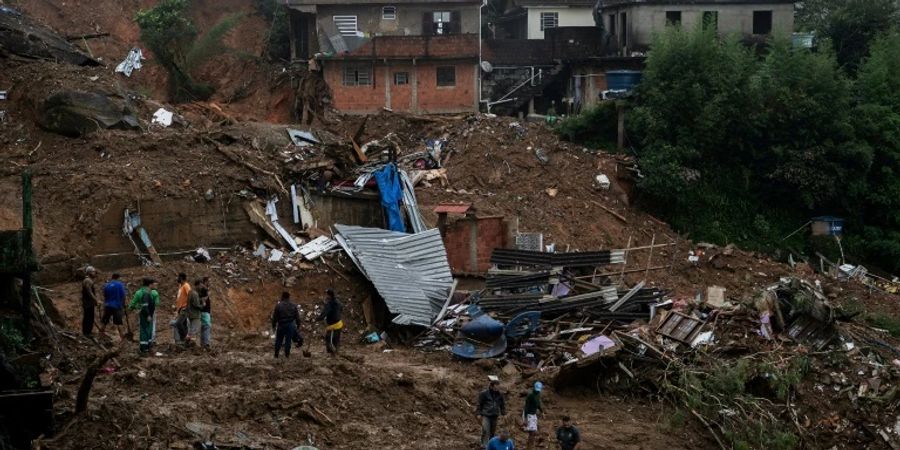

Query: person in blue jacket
<box><xmin>486</xmin><ymin>430</ymin><xmax>515</xmax><ymax>450</ymax></box>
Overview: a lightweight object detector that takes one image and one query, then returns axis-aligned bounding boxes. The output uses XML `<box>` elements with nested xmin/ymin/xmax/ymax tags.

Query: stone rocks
<box><xmin>0</xmin><ymin>7</ymin><xmax>98</xmax><ymax>66</ymax></box>
<box><xmin>37</xmin><ymin>90</ymin><xmax>140</xmax><ymax>136</ymax></box>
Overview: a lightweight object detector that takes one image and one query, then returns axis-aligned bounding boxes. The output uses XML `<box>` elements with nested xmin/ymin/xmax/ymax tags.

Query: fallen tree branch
<box><xmin>75</xmin><ymin>345</ymin><xmax>122</xmax><ymax>413</ymax></box>
<box><xmin>590</xmin><ymin>200</ymin><xmax>627</xmax><ymax>223</ymax></box>
<box><xmin>691</xmin><ymin>409</ymin><xmax>727</xmax><ymax>450</ymax></box>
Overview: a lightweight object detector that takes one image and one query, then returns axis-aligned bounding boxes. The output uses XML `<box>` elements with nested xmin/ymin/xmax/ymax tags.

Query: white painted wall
<box><xmin>526</xmin><ymin>7</ymin><xmax>595</xmax><ymax>39</ymax></box>
<box><xmin>608</xmin><ymin>3</ymin><xmax>794</xmax><ymax>51</ymax></box>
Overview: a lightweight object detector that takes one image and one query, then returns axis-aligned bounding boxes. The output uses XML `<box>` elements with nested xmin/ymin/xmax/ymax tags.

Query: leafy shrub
<box><xmin>555</xmin><ymin>102</ymin><xmax>619</xmax><ymax>150</ymax></box>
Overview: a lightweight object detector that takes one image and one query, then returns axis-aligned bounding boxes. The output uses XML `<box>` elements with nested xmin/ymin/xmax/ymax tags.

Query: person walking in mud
<box><xmin>272</xmin><ymin>292</ymin><xmax>301</xmax><ymax>358</ymax></box>
<box><xmin>199</xmin><ymin>276</ymin><xmax>212</xmax><ymax>350</ymax></box>
<box><xmin>486</xmin><ymin>430</ymin><xmax>515</xmax><ymax>450</ymax></box>
<box><xmin>81</xmin><ymin>266</ymin><xmax>99</xmax><ymax>337</ymax></box>
<box><xmin>129</xmin><ymin>278</ymin><xmax>160</xmax><ymax>354</ymax></box>
<box><xmin>172</xmin><ymin>273</ymin><xmax>191</xmax><ymax>344</ymax></box>
<box><xmin>184</xmin><ymin>278</ymin><xmax>205</xmax><ymax>346</ymax></box>
<box><xmin>555</xmin><ymin>416</ymin><xmax>581</xmax><ymax>450</ymax></box>
<box><xmin>316</xmin><ymin>289</ymin><xmax>343</xmax><ymax>355</ymax></box>
<box><xmin>99</xmin><ymin>273</ymin><xmax>128</xmax><ymax>339</ymax></box>
<box><xmin>523</xmin><ymin>381</ymin><xmax>544</xmax><ymax>450</ymax></box>
<box><xmin>477</xmin><ymin>380</ymin><xmax>507</xmax><ymax>447</ymax></box>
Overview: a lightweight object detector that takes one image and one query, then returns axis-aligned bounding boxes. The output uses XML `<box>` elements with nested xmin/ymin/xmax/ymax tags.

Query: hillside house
<box><xmin>491</xmin><ymin>0</ymin><xmax>597</xmax><ymax>40</ymax></box>
<box><xmin>280</xmin><ymin>0</ymin><xmax>481</xmax><ymax>113</ymax></box>
<box><xmin>599</xmin><ymin>0</ymin><xmax>795</xmax><ymax>54</ymax></box>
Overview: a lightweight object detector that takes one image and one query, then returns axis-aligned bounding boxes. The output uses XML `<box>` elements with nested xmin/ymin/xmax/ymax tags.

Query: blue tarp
<box><xmin>374</xmin><ymin>163</ymin><xmax>406</xmax><ymax>232</ymax></box>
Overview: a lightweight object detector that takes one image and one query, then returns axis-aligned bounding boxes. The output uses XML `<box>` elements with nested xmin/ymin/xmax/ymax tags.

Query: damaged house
<box><xmin>280</xmin><ymin>0</ymin><xmax>481</xmax><ymax>113</ymax></box>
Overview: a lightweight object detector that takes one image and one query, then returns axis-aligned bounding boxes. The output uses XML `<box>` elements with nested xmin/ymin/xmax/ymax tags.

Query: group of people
<box><xmin>80</xmin><ymin>268</ymin><xmax>212</xmax><ymax>354</ymax></box>
<box><xmin>478</xmin><ymin>380</ymin><xmax>581</xmax><ymax>450</ymax></box>
<box><xmin>271</xmin><ymin>288</ymin><xmax>343</xmax><ymax>358</ymax></box>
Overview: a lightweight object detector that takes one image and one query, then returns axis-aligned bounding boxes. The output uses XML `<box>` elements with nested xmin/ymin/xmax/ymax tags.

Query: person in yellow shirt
<box><xmin>172</xmin><ymin>272</ymin><xmax>192</xmax><ymax>345</ymax></box>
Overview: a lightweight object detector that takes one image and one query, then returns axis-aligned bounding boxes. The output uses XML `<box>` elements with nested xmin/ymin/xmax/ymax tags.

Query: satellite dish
<box><xmin>480</xmin><ymin>61</ymin><xmax>493</xmax><ymax>73</ymax></box>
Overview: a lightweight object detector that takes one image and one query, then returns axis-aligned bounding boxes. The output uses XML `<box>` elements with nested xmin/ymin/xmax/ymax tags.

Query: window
<box><xmin>333</xmin><ymin>15</ymin><xmax>358</xmax><ymax>36</ymax></box>
<box><xmin>665</xmin><ymin>11</ymin><xmax>681</xmax><ymax>26</ymax></box>
<box><xmin>433</xmin><ymin>11</ymin><xmax>451</xmax><ymax>35</ymax></box>
<box><xmin>343</xmin><ymin>65</ymin><xmax>372</xmax><ymax>86</ymax></box>
<box><xmin>540</xmin><ymin>12</ymin><xmax>558</xmax><ymax>31</ymax></box>
<box><xmin>702</xmin><ymin>11</ymin><xmax>718</xmax><ymax>31</ymax></box>
<box><xmin>620</xmin><ymin>12</ymin><xmax>627</xmax><ymax>47</ymax></box>
<box><xmin>753</xmin><ymin>10</ymin><xmax>773</xmax><ymax>35</ymax></box>
<box><xmin>394</xmin><ymin>72</ymin><xmax>409</xmax><ymax>85</ymax></box>
<box><xmin>382</xmin><ymin>6</ymin><xmax>396</xmax><ymax>20</ymax></box>
<box><xmin>436</xmin><ymin>66</ymin><xmax>455</xmax><ymax>87</ymax></box>
<box><xmin>608</xmin><ymin>14</ymin><xmax>616</xmax><ymax>35</ymax></box>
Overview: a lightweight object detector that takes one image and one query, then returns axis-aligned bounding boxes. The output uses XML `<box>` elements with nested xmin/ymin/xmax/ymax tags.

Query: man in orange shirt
<box><xmin>172</xmin><ymin>272</ymin><xmax>192</xmax><ymax>345</ymax></box>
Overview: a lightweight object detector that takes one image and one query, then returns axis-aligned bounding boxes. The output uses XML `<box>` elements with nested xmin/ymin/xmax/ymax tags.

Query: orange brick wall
<box><xmin>326</xmin><ymin>60</ymin><xmax>477</xmax><ymax>114</ymax></box>
<box><xmin>417</xmin><ymin>61</ymin><xmax>477</xmax><ymax>113</ymax></box>
<box><xmin>443</xmin><ymin>216</ymin><xmax>508</xmax><ymax>273</ymax></box>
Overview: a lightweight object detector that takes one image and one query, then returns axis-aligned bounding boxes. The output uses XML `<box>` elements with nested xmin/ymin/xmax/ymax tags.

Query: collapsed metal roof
<box><xmin>334</xmin><ymin>224</ymin><xmax>453</xmax><ymax>326</ymax></box>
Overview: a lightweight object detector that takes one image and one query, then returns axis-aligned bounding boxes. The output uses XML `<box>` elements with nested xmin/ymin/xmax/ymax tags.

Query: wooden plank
<box><xmin>243</xmin><ymin>201</ymin><xmax>282</xmax><ymax>243</ymax></box>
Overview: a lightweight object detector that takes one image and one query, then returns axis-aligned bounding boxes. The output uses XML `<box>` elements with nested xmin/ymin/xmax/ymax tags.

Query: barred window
<box><xmin>540</xmin><ymin>12</ymin><xmax>558</xmax><ymax>31</ymax></box>
<box><xmin>382</xmin><ymin>6</ymin><xmax>396</xmax><ymax>20</ymax></box>
<box><xmin>333</xmin><ymin>15</ymin><xmax>358</xmax><ymax>36</ymax></box>
<box><xmin>343</xmin><ymin>65</ymin><xmax>372</xmax><ymax>86</ymax></box>
<box><xmin>394</xmin><ymin>72</ymin><xmax>409</xmax><ymax>85</ymax></box>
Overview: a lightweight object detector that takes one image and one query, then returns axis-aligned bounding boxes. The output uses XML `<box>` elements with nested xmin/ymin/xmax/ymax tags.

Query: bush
<box><xmin>136</xmin><ymin>0</ymin><xmax>242</xmax><ymax>102</ymax></box>
<box><xmin>555</xmin><ymin>102</ymin><xmax>619</xmax><ymax>150</ymax></box>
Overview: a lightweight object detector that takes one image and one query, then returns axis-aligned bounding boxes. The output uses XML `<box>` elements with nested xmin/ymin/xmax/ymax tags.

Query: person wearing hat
<box><xmin>523</xmin><ymin>381</ymin><xmax>544</xmax><ymax>450</ymax></box>
<box><xmin>316</xmin><ymin>289</ymin><xmax>343</xmax><ymax>355</ymax></box>
<box><xmin>81</xmin><ymin>266</ymin><xmax>99</xmax><ymax>337</ymax></box>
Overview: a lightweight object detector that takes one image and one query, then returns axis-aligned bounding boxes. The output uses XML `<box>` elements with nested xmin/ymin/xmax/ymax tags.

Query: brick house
<box><xmin>281</xmin><ymin>0</ymin><xmax>481</xmax><ymax>114</ymax></box>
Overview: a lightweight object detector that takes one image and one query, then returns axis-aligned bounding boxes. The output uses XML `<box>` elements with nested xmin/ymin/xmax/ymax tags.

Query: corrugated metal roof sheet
<box><xmin>335</xmin><ymin>224</ymin><xmax>453</xmax><ymax>326</ymax></box>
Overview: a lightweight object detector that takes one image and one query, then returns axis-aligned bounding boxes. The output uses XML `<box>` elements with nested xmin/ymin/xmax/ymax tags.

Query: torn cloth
<box><xmin>374</xmin><ymin>163</ymin><xmax>405</xmax><ymax>232</ymax></box>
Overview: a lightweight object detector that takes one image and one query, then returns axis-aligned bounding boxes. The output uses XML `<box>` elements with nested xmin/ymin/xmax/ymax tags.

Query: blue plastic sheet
<box><xmin>374</xmin><ymin>163</ymin><xmax>406</xmax><ymax>232</ymax></box>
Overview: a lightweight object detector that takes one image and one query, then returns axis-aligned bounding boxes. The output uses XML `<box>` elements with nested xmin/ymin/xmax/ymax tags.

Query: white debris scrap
<box><xmin>151</xmin><ymin>108</ymin><xmax>173</xmax><ymax>127</ymax></box>
<box><xmin>115</xmin><ymin>48</ymin><xmax>144</xmax><ymax>77</ymax></box>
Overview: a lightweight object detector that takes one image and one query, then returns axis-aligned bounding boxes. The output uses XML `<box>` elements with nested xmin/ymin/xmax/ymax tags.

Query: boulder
<box><xmin>0</xmin><ymin>7</ymin><xmax>98</xmax><ymax>66</ymax></box>
<box><xmin>38</xmin><ymin>91</ymin><xmax>140</xmax><ymax>137</ymax></box>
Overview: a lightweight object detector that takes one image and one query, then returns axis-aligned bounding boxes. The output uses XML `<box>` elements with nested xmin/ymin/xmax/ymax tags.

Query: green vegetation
<box><xmin>135</xmin><ymin>0</ymin><xmax>242</xmax><ymax>102</ymax></box>
<box><xmin>867</xmin><ymin>314</ymin><xmax>900</xmax><ymax>337</ymax></box>
<box><xmin>555</xmin><ymin>102</ymin><xmax>618</xmax><ymax>149</ymax></box>
<box><xmin>559</xmin><ymin>23</ymin><xmax>900</xmax><ymax>274</ymax></box>
<box><xmin>665</xmin><ymin>356</ymin><xmax>807</xmax><ymax>450</ymax></box>
<box><xmin>256</xmin><ymin>0</ymin><xmax>291</xmax><ymax>61</ymax></box>
<box><xmin>0</xmin><ymin>318</ymin><xmax>26</xmax><ymax>357</ymax></box>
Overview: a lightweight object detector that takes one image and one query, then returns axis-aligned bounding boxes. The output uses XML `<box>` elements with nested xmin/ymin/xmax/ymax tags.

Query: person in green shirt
<box><xmin>128</xmin><ymin>278</ymin><xmax>160</xmax><ymax>354</ymax></box>
<box><xmin>523</xmin><ymin>381</ymin><xmax>544</xmax><ymax>450</ymax></box>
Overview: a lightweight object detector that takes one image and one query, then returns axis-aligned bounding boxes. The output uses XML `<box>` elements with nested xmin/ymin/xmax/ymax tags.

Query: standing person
<box><xmin>271</xmin><ymin>292</ymin><xmax>301</xmax><ymax>358</ymax></box>
<box><xmin>476</xmin><ymin>380</ymin><xmax>507</xmax><ymax>447</ymax></box>
<box><xmin>128</xmin><ymin>278</ymin><xmax>160</xmax><ymax>354</ymax></box>
<box><xmin>172</xmin><ymin>273</ymin><xmax>191</xmax><ymax>344</ymax></box>
<box><xmin>316</xmin><ymin>289</ymin><xmax>342</xmax><ymax>355</ymax></box>
<box><xmin>199</xmin><ymin>276</ymin><xmax>212</xmax><ymax>350</ymax></box>
<box><xmin>523</xmin><ymin>381</ymin><xmax>544</xmax><ymax>450</ymax></box>
<box><xmin>555</xmin><ymin>416</ymin><xmax>581</xmax><ymax>450</ymax></box>
<box><xmin>99</xmin><ymin>273</ymin><xmax>128</xmax><ymax>339</ymax></box>
<box><xmin>81</xmin><ymin>266</ymin><xmax>99</xmax><ymax>337</ymax></box>
<box><xmin>185</xmin><ymin>278</ymin><xmax>205</xmax><ymax>346</ymax></box>
<box><xmin>486</xmin><ymin>431</ymin><xmax>515</xmax><ymax>450</ymax></box>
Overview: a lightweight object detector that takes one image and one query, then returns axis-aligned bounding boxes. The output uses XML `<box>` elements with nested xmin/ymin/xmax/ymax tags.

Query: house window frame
<box><xmin>608</xmin><ymin>13</ymin><xmax>616</xmax><ymax>36</ymax></box>
<box><xmin>620</xmin><ymin>12</ymin><xmax>627</xmax><ymax>47</ymax></box>
<box><xmin>665</xmin><ymin>10</ymin><xmax>682</xmax><ymax>26</ymax></box>
<box><xmin>436</xmin><ymin>65</ymin><xmax>456</xmax><ymax>87</ymax></box>
<box><xmin>333</xmin><ymin>15</ymin><xmax>358</xmax><ymax>36</ymax></box>
<box><xmin>394</xmin><ymin>72</ymin><xmax>409</xmax><ymax>85</ymax></box>
<box><xmin>433</xmin><ymin>11</ymin><xmax>451</xmax><ymax>35</ymax></box>
<box><xmin>343</xmin><ymin>65</ymin><xmax>372</xmax><ymax>87</ymax></box>
<box><xmin>753</xmin><ymin>10</ymin><xmax>773</xmax><ymax>35</ymax></box>
<box><xmin>382</xmin><ymin>6</ymin><xmax>397</xmax><ymax>20</ymax></box>
<box><xmin>540</xmin><ymin>12</ymin><xmax>559</xmax><ymax>32</ymax></box>
<box><xmin>702</xmin><ymin>11</ymin><xmax>718</xmax><ymax>31</ymax></box>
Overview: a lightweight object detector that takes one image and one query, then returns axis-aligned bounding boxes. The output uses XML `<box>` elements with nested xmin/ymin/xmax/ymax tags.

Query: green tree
<box><xmin>819</xmin><ymin>0</ymin><xmax>899</xmax><ymax>73</ymax></box>
<box><xmin>135</xmin><ymin>0</ymin><xmax>242</xmax><ymax>102</ymax></box>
